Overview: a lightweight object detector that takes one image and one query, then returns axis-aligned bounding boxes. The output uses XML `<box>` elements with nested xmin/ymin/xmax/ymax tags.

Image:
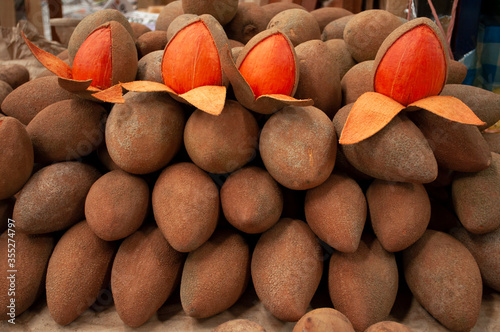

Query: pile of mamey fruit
<box><xmin>1</xmin><ymin>1</ymin><xmax>500</xmax><ymax>331</ymax></box>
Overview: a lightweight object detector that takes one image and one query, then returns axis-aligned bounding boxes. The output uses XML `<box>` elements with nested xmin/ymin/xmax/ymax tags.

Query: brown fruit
<box><xmin>364</xmin><ymin>321</ymin><xmax>414</xmax><ymax>332</ymax></box>
<box><xmin>310</xmin><ymin>7</ymin><xmax>353</xmax><ymax>32</ymax></box>
<box><xmin>105</xmin><ymin>91</ymin><xmax>185</xmax><ymax>174</ymax></box>
<box><xmin>26</xmin><ymin>98</ymin><xmax>107</xmax><ymax>163</ymax></box>
<box><xmin>0</xmin><ymin>80</ymin><xmax>12</xmax><ymax>108</ymax></box>
<box><xmin>324</xmin><ymin>39</ymin><xmax>356</xmax><ymax>80</ymax></box>
<box><xmin>13</xmin><ymin>161</ymin><xmax>101</xmax><ymax>234</ymax></box>
<box><xmin>321</xmin><ymin>15</ymin><xmax>354</xmax><ymax>41</ymax></box>
<box><xmin>180</xmin><ymin>228</ymin><xmax>250</xmax><ymax>318</ymax></box>
<box><xmin>130</xmin><ymin>22</ymin><xmax>151</xmax><ymax>39</ymax></box>
<box><xmin>403</xmin><ymin>230</ymin><xmax>482</xmax><ymax>332</ymax></box>
<box><xmin>452</xmin><ymin>152</ymin><xmax>500</xmax><ymax>234</ymax></box>
<box><xmin>260</xmin><ymin>105</ymin><xmax>337</xmax><ymax>190</ymax></box>
<box><xmin>182</xmin><ymin>0</ymin><xmax>238</xmax><ymax>25</ymax></box>
<box><xmin>0</xmin><ymin>117</ymin><xmax>34</xmax><ymax>200</ymax></box>
<box><xmin>136</xmin><ymin>49</ymin><xmax>163</xmax><ymax>83</ymax></box>
<box><xmin>251</xmin><ymin>218</ymin><xmax>323</xmax><ymax>322</ymax></box>
<box><xmin>305</xmin><ymin>171</ymin><xmax>366</xmax><ymax>253</ymax></box>
<box><xmin>329</xmin><ymin>234</ymin><xmax>398</xmax><ymax>331</ymax></box>
<box><xmin>85</xmin><ymin>169</ymin><xmax>149</xmax><ymax>241</ymax></box>
<box><xmin>135</xmin><ymin>30</ymin><xmax>169</xmax><ymax>58</ymax></box>
<box><xmin>152</xmin><ymin>162</ymin><xmax>219</xmax><ymax>252</ymax></box>
<box><xmin>294</xmin><ymin>39</ymin><xmax>342</xmax><ymax>119</ymax></box>
<box><xmin>267</xmin><ymin>9</ymin><xmax>321</xmax><ymax>47</ymax></box>
<box><xmin>155</xmin><ymin>0</ymin><xmax>184</xmax><ymax>32</ymax></box>
<box><xmin>220</xmin><ymin>166</ymin><xmax>283</xmax><ymax>234</ymax></box>
<box><xmin>333</xmin><ymin>104</ymin><xmax>438</xmax><ymax>183</ymax></box>
<box><xmin>0</xmin><ymin>232</ymin><xmax>54</xmax><ymax>320</ymax></box>
<box><xmin>0</xmin><ymin>64</ymin><xmax>29</xmax><ymax>89</ymax></box>
<box><xmin>366</xmin><ymin>179</ymin><xmax>431</xmax><ymax>252</ymax></box>
<box><xmin>213</xmin><ymin>318</ymin><xmax>267</xmax><ymax>332</ymax></box>
<box><xmin>446</xmin><ymin>60</ymin><xmax>467</xmax><ymax>84</ymax></box>
<box><xmin>1</xmin><ymin>76</ymin><xmax>75</xmax><ymax>125</ymax></box>
<box><xmin>183</xmin><ymin>99</ymin><xmax>259</xmax><ymax>174</ymax></box>
<box><xmin>261</xmin><ymin>2</ymin><xmax>305</xmax><ymax>19</ymax></box>
<box><xmin>111</xmin><ymin>226</ymin><xmax>185</xmax><ymax>327</ymax></box>
<box><xmin>225</xmin><ymin>2</ymin><xmax>270</xmax><ymax>45</ymax></box>
<box><xmin>292</xmin><ymin>307</ymin><xmax>355</xmax><ymax>332</ymax></box>
<box><xmin>483</xmin><ymin>132</ymin><xmax>500</xmax><ymax>154</ymax></box>
<box><xmin>46</xmin><ymin>221</ymin><xmax>116</xmax><ymax>326</ymax></box>
<box><xmin>341</xmin><ymin>60</ymin><xmax>374</xmax><ymax>105</ymax></box>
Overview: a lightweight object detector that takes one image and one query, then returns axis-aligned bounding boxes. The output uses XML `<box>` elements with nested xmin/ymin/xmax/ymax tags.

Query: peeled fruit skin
<box><xmin>451</xmin><ymin>225</ymin><xmax>500</xmax><ymax>292</ymax></box>
<box><xmin>0</xmin><ymin>117</ymin><xmax>34</xmax><ymax>200</ymax></box>
<box><xmin>213</xmin><ymin>318</ymin><xmax>266</xmax><ymax>332</ymax></box>
<box><xmin>305</xmin><ymin>171</ymin><xmax>366</xmax><ymax>253</ymax></box>
<box><xmin>343</xmin><ymin>10</ymin><xmax>403</xmax><ymax>62</ymax></box>
<box><xmin>180</xmin><ymin>228</ymin><xmax>250</xmax><ymax>318</ymax></box>
<box><xmin>292</xmin><ymin>307</ymin><xmax>355</xmax><ymax>332</ymax></box>
<box><xmin>260</xmin><ymin>105</ymin><xmax>337</xmax><ymax>190</ymax></box>
<box><xmin>26</xmin><ymin>98</ymin><xmax>107</xmax><ymax>164</ymax></box>
<box><xmin>294</xmin><ymin>39</ymin><xmax>342</xmax><ymax>119</ymax></box>
<box><xmin>402</xmin><ymin>230</ymin><xmax>482</xmax><ymax>332</ymax></box>
<box><xmin>0</xmin><ymin>232</ymin><xmax>54</xmax><ymax>320</ymax></box>
<box><xmin>333</xmin><ymin>104</ymin><xmax>438</xmax><ymax>183</ymax></box>
<box><xmin>220</xmin><ymin>166</ymin><xmax>283</xmax><ymax>234</ymax></box>
<box><xmin>366</xmin><ymin>179</ymin><xmax>431</xmax><ymax>252</ymax></box>
<box><xmin>85</xmin><ymin>169</ymin><xmax>150</xmax><ymax>241</ymax></box>
<box><xmin>267</xmin><ymin>9</ymin><xmax>321</xmax><ymax>47</ymax></box>
<box><xmin>251</xmin><ymin>218</ymin><xmax>323</xmax><ymax>322</ymax></box>
<box><xmin>183</xmin><ymin>100</ymin><xmax>259</xmax><ymax>174</ymax></box>
<box><xmin>46</xmin><ymin>221</ymin><xmax>116</xmax><ymax>326</ymax></box>
<box><xmin>13</xmin><ymin>161</ymin><xmax>101</xmax><ymax>234</ymax></box>
<box><xmin>452</xmin><ymin>152</ymin><xmax>500</xmax><ymax>234</ymax></box>
<box><xmin>111</xmin><ymin>226</ymin><xmax>185</xmax><ymax>328</ymax></box>
<box><xmin>105</xmin><ymin>91</ymin><xmax>185</xmax><ymax>175</ymax></box>
<box><xmin>182</xmin><ymin>0</ymin><xmax>238</xmax><ymax>25</ymax></box>
<box><xmin>152</xmin><ymin>162</ymin><xmax>219</xmax><ymax>253</ymax></box>
<box><xmin>328</xmin><ymin>234</ymin><xmax>398</xmax><ymax>332</ymax></box>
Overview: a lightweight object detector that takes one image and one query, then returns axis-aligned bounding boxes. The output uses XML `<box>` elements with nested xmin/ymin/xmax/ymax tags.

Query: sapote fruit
<box><xmin>225</xmin><ymin>2</ymin><xmax>269</xmax><ymax>45</ymax></box>
<box><xmin>182</xmin><ymin>0</ymin><xmax>238</xmax><ymax>25</ymax></box>
<box><xmin>221</xmin><ymin>28</ymin><xmax>313</xmax><ymax>114</ymax></box>
<box><xmin>339</xmin><ymin>17</ymin><xmax>485</xmax><ymax>145</ymax></box>
<box><xmin>121</xmin><ymin>14</ymin><xmax>229</xmax><ymax>115</ymax></box>
<box><xmin>267</xmin><ymin>8</ymin><xmax>321</xmax><ymax>47</ymax></box>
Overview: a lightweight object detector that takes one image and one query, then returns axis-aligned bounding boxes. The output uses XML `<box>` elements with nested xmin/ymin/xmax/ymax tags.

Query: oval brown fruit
<box><xmin>267</xmin><ymin>9</ymin><xmax>321</xmax><ymax>47</ymax></box>
<box><xmin>213</xmin><ymin>318</ymin><xmax>267</xmax><ymax>332</ymax></box>
<box><xmin>292</xmin><ymin>307</ymin><xmax>355</xmax><ymax>332</ymax></box>
<box><xmin>225</xmin><ymin>2</ymin><xmax>269</xmax><ymax>45</ymax></box>
<box><xmin>0</xmin><ymin>64</ymin><xmax>29</xmax><ymax>89</ymax></box>
<box><xmin>182</xmin><ymin>0</ymin><xmax>238</xmax><ymax>26</ymax></box>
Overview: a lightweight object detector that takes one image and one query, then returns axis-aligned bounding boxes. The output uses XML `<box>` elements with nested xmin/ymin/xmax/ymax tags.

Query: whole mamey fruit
<box><xmin>225</xmin><ymin>2</ymin><xmax>269</xmax><ymax>44</ymax></box>
<box><xmin>267</xmin><ymin>9</ymin><xmax>321</xmax><ymax>47</ymax></box>
<box><xmin>0</xmin><ymin>64</ymin><xmax>29</xmax><ymax>89</ymax></box>
<box><xmin>213</xmin><ymin>319</ymin><xmax>267</xmax><ymax>332</ymax></box>
<box><xmin>292</xmin><ymin>307</ymin><xmax>355</xmax><ymax>332</ymax></box>
<box><xmin>182</xmin><ymin>0</ymin><xmax>238</xmax><ymax>25</ymax></box>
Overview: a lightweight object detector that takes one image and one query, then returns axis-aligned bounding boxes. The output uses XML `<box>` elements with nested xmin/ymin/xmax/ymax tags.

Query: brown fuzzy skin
<box><xmin>344</xmin><ymin>10</ymin><xmax>403</xmax><ymax>62</ymax></box>
<box><xmin>220</xmin><ymin>166</ymin><xmax>283</xmax><ymax>234</ymax></box>
<box><xmin>180</xmin><ymin>228</ymin><xmax>250</xmax><ymax>318</ymax></box>
<box><xmin>333</xmin><ymin>105</ymin><xmax>438</xmax><ymax>183</ymax></box>
<box><xmin>483</xmin><ymin>132</ymin><xmax>500</xmax><ymax>154</ymax></box>
<box><xmin>310</xmin><ymin>7</ymin><xmax>353</xmax><ymax>32</ymax></box>
<box><xmin>0</xmin><ymin>64</ymin><xmax>29</xmax><ymax>89</ymax></box>
<box><xmin>165</xmin><ymin>13</ymin><xmax>197</xmax><ymax>41</ymax></box>
<box><xmin>182</xmin><ymin>0</ymin><xmax>238</xmax><ymax>25</ymax></box>
<box><xmin>152</xmin><ymin>162</ymin><xmax>219</xmax><ymax>253</ymax></box>
<box><xmin>136</xmin><ymin>50</ymin><xmax>163</xmax><ymax>82</ymax></box>
<box><xmin>446</xmin><ymin>59</ymin><xmax>467</xmax><ymax>84</ymax></box>
<box><xmin>111</xmin><ymin>226</ymin><xmax>185</xmax><ymax>327</ymax></box>
<box><xmin>364</xmin><ymin>321</ymin><xmax>414</xmax><ymax>332</ymax></box>
<box><xmin>46</xmin><ymin>221</ymin><xmax>116</xmax><ymax>326</ymax></box>
<box><xmin>0</xmin><ymin>117</ymin><xmax>34</xmax><ymax>200</ymax></box>
<box><xmin>0</xmin><ymin>197</ymin><xmax>15</xmax><ymax>233</ymax></box>
<box><xmin>452</xmin><ymin>152</ymin><xmax>500</xmax><ymax>234</ymax></box>
<box><xmin>85</xmin><ymin>169</ymin><xmax>149</xmax><ymax>241</ymax></box>
<box><xmin>135</xmin><ymin>30</ymin><xmax>169</xmax><ymax>59</ymax></box>
<box><xmin>366</xmin><ymin>179</ymin><xmax>431</xmax><ymax>252</ymax></box>
<box><xmin>130</xmin><ymin>22</ymin><xmax>151</xmax><ymax>40</ymax></box>
<box><xmin>184</xmin><ymin>99</ymin><xmax>259</xmax><ymax>174</ymax></box>
<box><xmin>260</xmin><ymin>105</ymin><xmax>337</xmax><ymax>190</ymax></box>
<box><xmin>451</xmin><ymin>225</ymin><xmax>500</xmax><ymax>292</ymax></box>
<box><xmin>440</xmin><ymin>84</ymin><xmax>500</xmax><ymax>131</ymax></box>
<box><xmin>105</xmin><ymin>91</ymin><xmax>185</xmax><ymax>174</ymax></box>
<box><xmin>408</xmin><ymin>109</ymin><xmax>492</xmax><ymax>172</ymax></box>
<box><xmin>1</xmin><ymin>76</ymin><xmax>76</xmax><ymax>125</ymax></box>
<box><xmin>321</xmin><ymin>15</ymin><xmax>354</xmax><ymax>41</ymax></box>
<box><xmin>340</xmin><ymin>60</ymin><xmax>374</xmax><ymax>105</ymax></box>
<box><xmin>106</xmin><ymin>21</ymin><xmax>138</xmax><ymax>86</ymax></box>
<box><xmin>261</xmin><ymin>2</ymin><xmax>305</xmax><ymax>19</ymax></box>
<box><xmin>0</xmin><ymin>80</ymin><xmax>12</xmax><ymax>108</ymax></box>
<box><xmin>294</xmin><ymin>40</ymin><xmax>342</xmax><ymax>119</ymax></box>
<box><xmin>292</xmin><ymin>307</ymin><xmax>355</xmax><ymax>332</ymax></box>
<box><xmin>251</xmin><ymin>218</ymin><xmax>323</xmax><ymax>322</ymax></box>
<box><xmin>13</xmin><ymin>161</ymin><xmax>100</xmax><ymax>234</ymax></box>
<box><xmin>324</xmin><ymin>39</ymin><xmax>356</xmax><ymax>80</ymax></box>
<box><xmin>328</xmin><ymin>234</ymin><xmax>398</xmax><ymax>332</ymax></box>
<box><xmin>402</xmin><ymin>230</ymin><xmax>482</xmax><ymax>332</ymax></box>
<box><xmin>155</xmin><ymin>0</ymin><xmax>184</xmax><ymax>31</ymax></box>
<box><xmin>26</xmin><ymin>99</ymin><xmax>106</xmax><ymax>164</ymax></box>
<box><xmin>68</xmin><ymin>9</ymin><xmax>134</xmax><ymax>64</ymax></box>
<box><xmin>225</xmin><ymin>2</ymin><xmax>270</xmax><ymax>45</ymax></box>
<box><xmin>305</xmin><ymin>171</ymin><xmax>366</xmax><ymax>253</ymax></box>
<box><xmin>267</xmin><ymin>9</ymin><xmax>321</xmax><ymax>47</ymax></box>
<box><xmin>0</xmin><ymin>232</ymin><xmax>54</xmax><ymax>320</ymax></box>
<box><xmin>213</xmin><ymin>319</ymin><xmax>267</xmax><ymax>332</ymax></box>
